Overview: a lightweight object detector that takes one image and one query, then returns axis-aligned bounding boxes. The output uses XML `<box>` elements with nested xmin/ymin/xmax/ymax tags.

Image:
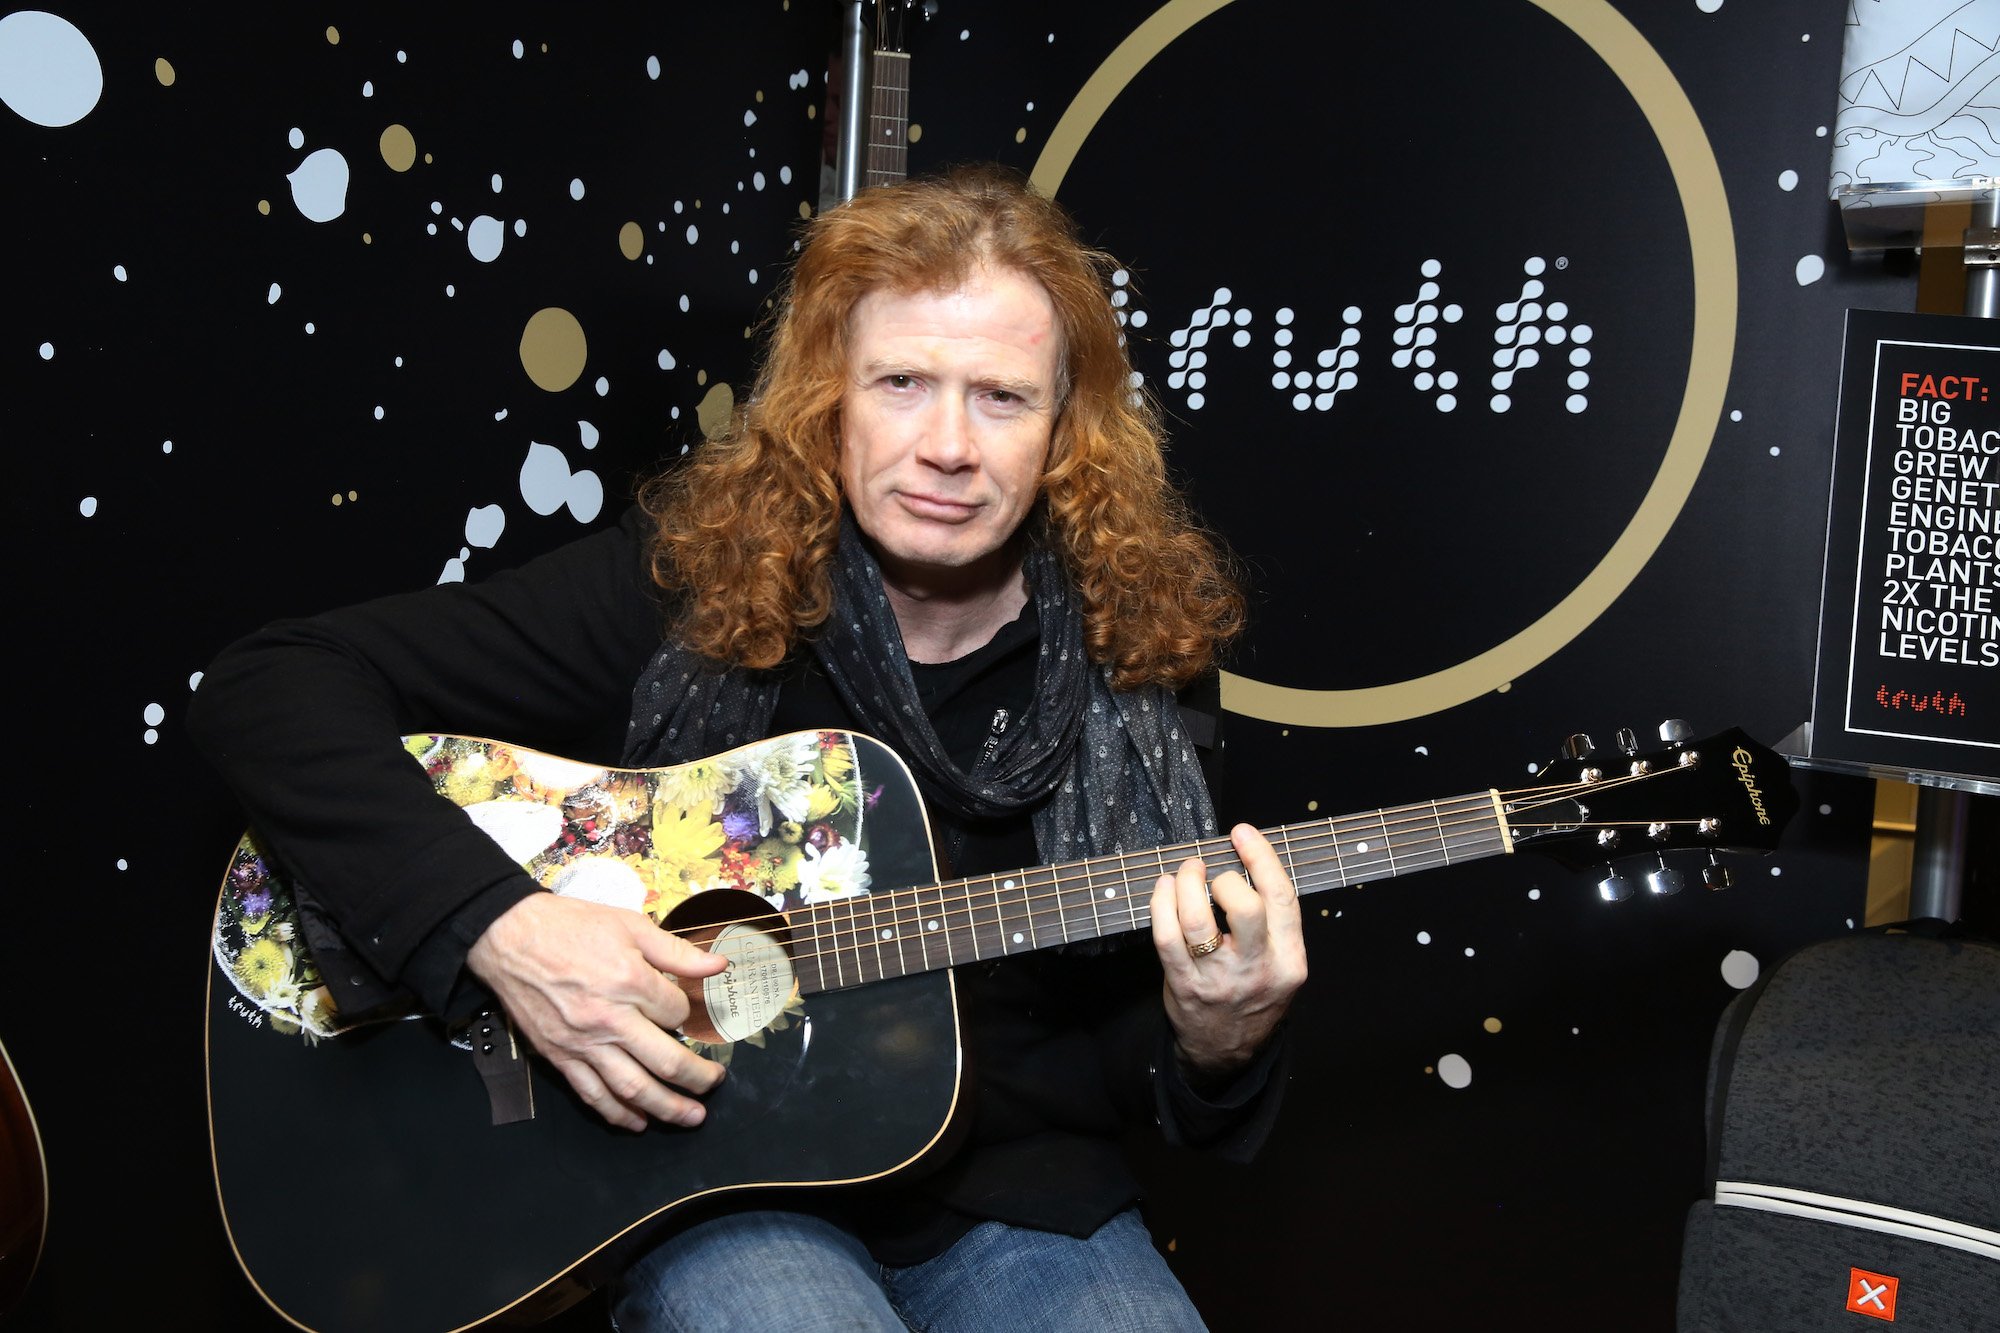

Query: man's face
<box><xmin>838</xmin><ymin>265</ymin><xmax>1060</xmax><ymax>595</ymax></box>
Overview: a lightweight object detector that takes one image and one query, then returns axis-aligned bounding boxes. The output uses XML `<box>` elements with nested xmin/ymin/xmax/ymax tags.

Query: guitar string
<box><xmin>633</xmin><ymin>764</ymin><xmax>1704</xmax><ymax>975</ymax></box>
<box><xmin>666</xmin><ymin>805</ymin><xmax>1715</xmax><ymax>979</ymax></box>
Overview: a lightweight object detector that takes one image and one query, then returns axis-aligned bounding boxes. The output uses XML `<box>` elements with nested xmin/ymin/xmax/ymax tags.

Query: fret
<box><xmin>1119</xmin><ymin>852</ymin><xmax>1143</xmax><ymax>933</ymax></box>
<box><xmin>956</xmin><ymin>879</ymin><xmax>984</xmax><ymax>961</ymax></box>
<box><xmin>843</xmin><ymin>892</ymin><xmax>876</xmax><ymax>986</ymax></box>
<box><xmin>988</xmin><ymin>872</ymin><xmax>1012</xmax><ymax>956</ymax></box>
<box><xmin>1429</xmin><ymin>801</ymin><xmax>1452</xmax><ymax>866</ymax></box>
<box><xmin>807</xmin><ymin>902</ymin><xmax>829</xmax><ymax>993</ymax></box>
<box><xmin>1051</xmin><ymin>864</ymin><xmax>1073</xmax><ymax>943</ymax></box>
<box><xmin>1376</xmin><ymin>810</ymin><xmax>1399</xmax><ymax>876</ymax></box>
<box><xmin>865</xmin><ymin>888</ymin><xmax>888</xmax><ymax>982</ymax></box>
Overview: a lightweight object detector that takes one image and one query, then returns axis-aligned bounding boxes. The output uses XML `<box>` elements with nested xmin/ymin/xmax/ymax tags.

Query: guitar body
<box><xmin>207</xmin><ymin>731</ymin><xmax>956</xmax><ymax>1333</ymax></box>
<box><xmin>0</xmin><ymin>1036</ymin><xmax>48</xmax><ymax>1320</ymax></box>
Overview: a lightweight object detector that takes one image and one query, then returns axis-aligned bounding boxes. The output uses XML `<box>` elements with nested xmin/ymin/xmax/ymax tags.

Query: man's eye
<box><xmin>885</xmin><ymin>374</ymin><xmax>915</xmax><ymax>390</ymax></box>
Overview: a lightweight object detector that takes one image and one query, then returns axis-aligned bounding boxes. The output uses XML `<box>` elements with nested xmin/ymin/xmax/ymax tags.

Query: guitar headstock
<box><xmin>1503</xmin><ymin>722</ymin><xmax>1799</xmax><ymax>901</ymax></box>
<box><xmin>874</xmin><ymin>0</ymin><xmax>929</xmax><ymax>53</ymax></box>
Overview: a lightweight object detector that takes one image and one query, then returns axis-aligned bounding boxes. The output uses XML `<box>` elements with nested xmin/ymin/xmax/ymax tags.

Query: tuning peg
<box><xmin>1562</xmin><ymin>733</ymin><xmax>1596</xmax><ymax>760</ymax></box>
<box><xmin>1703</xmin><ymin>854</ymin><xmax>1732</xmax><ymax>891</ymax></box>
<box><xmin>1646</xmin><ymin>857</ymin><xmax>1684</xmax><ymax>896</ymax></box>
<box><xmin>1597</xmin><ymin>872</ymin><xmax>1635</xmax><ymax>903</ymax></box>
<box><xmin>1616</xmin><ymin>727</ymin><xmax>1639</xmax><ymax>755</ymax></box>
<box><xmin>1658</xmin><ymin>719</ymin><xmax>1693</xmax><ymax>745</ymax></box>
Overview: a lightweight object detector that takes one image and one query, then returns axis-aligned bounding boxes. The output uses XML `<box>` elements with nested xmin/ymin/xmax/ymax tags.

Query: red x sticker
<box><xmin>1847</xmin><ymin>1268</ymin><xmax>1899</xmax><ymax>1321</ymax></box>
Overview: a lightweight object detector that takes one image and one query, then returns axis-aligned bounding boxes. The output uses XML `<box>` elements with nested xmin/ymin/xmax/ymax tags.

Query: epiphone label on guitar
<box><xmin>702</xmin><ymin>923</ymin><xmax>797</xmax><ymax>1043</ymax></box>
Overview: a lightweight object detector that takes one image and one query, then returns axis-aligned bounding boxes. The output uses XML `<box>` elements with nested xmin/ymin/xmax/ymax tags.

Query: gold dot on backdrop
<box><xmin>155</xmin><ymin>57</ymin><xmax>175</xmax><ymax>86</ymax></box>
<box><xmin>379</xmin><ymin>124</ymin><xmax>417</xmax><ymax>172</ymax></box>
<box><xmin>619</xmin><ymin>221</ymin><xmax>644</xmax><ymax>260</ymax></box>
<box><xmin>1032</xmin><ymin>0</ymin><xmax>1735</xmax><ymax>728</ymax></box>
<box><xmin>362</xmin><ymin>233</ymin><xmax>372</xmax><ymax>244</ymax></box>
<box><xmin>1483</xmin><ymin>1017</ymin><xmax>1504</xmax><ymax>1034</ymax></box>
<box><xmin>257</xmin><ymin>199</ymin><xmax>270</xmax><ymax>215</ymax></box>
<box><xmin>807</xmin><ymin>104</ymin><xmax>817</xmax><ymax>119</ymax></box>
<box><xmin>698</xmin><ymin>383</ymin><xmax>737</xmax><ymax>440</ymax></box>
<box><xmin>519</xmin><ymin>308</ymin><xmax>588</xmax><ymax>392</ymax></box>
<box><xmin>424</xmin><ymin>152</ymin><xmax>433</xmax><ymax>164</ymax></box>
<box><xmin>325</xmin><ymin>26</ymin><xmax>339</xmax><ymax>44</ymax></box>
<box><xmin>908</xmin><ymin>123</ymin><xmax>923</xmax><ymax>144</ymax></box>
<box><xmin>696</xmin><ymin>369</ymin><xmax>708</xmax><ymax>386</ymax></box>
<box><xmin>756</xmin><ymin>90</ymin><xmax>765</xmax><ymax>102</ymax></box>
<box><xmin>1013</xmin><ymin>127</ymin><xmax>1026</xmax><ymax>144</ymax></box>
<box><xmin>799</xmin><ymin>201</ymin><xmax>813</xmax><ymax>219</ymax></box>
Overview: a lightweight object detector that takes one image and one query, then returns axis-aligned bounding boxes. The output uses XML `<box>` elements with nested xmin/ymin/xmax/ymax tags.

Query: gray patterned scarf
<box><xmin>624</xmin><ymin>516</ymin><xmax>1215</xmax><ymax>863</ymax></box>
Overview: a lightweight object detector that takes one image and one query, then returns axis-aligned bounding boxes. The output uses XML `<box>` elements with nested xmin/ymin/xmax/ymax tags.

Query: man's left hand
<box><xmin>1150</xmin><ymin>824</ymin><xmax>1308</xmax><ymax>1085</ymax></box>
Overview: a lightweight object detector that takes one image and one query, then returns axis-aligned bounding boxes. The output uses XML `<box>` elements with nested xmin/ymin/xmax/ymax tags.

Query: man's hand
<box><xmin>1149</xmin><ymin>824</ymin><xmax>1308</xmax><ymax>1085</ymax></box>
<box><xmin>466</xmin><ymin>892</ymin><xmax>730</xmax><ymax>1132</ymax></box>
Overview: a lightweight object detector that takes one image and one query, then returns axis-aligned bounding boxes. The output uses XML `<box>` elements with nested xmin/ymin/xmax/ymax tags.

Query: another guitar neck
<box><xmin>791</xmin><ymin>790</ymin><xmax>1510</xmax><ymax>995</ymax></box>
<box><xmin>862</xmin><ymin>47</ymin><xmax>910</xmax><ymax>189</ymax></box>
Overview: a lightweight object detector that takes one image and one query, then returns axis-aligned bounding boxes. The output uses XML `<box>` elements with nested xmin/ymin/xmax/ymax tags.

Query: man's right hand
<box><xmin>466</xmin><ymin>892</ymin><xmax>730</xmax><ymax>1132</ymax></box>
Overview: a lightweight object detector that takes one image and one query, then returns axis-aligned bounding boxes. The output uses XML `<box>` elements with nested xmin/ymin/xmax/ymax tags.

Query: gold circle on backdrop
<box><xmin>379</xmin><ymin>124</ymin><xmax>417</xmax><ymax>173</ymax></box>
<box><xmin>618</xmin><ymin>221</ymin><xmax>645</xmax><ymax>260</ymax></box>
<box><xmin>1031</xmin><ymin>0</ymin><xmax>1735</xmax><ymax>728</ymax></box>
<box><xmin>519</xmin><ymin>307</ymin><xmax>588</xmax><ymax>392</ymax></box>
<box><xmin>154</xmin><ymin>57</ymin><xmax>175</xmax><ymax>86</ymax></box>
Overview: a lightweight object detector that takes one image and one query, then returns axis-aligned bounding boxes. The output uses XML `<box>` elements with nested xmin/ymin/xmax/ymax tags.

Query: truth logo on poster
<box><xmin>1814</xmin><ymin>309</ymin><xmax>1998</xmax><ymax>781</ymax></box>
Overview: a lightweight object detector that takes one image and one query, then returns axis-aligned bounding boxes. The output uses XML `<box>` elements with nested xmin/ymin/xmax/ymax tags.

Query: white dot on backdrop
<box><xmin>1464</xmin><ymin>947</ymin><xmax>1476</xmax><ymax>958</ymax></box>
<box><xmin>1770</xmin><ymin>865</ymin><xmax>1784</xmax><ymax>876</ymax></box>
<box><xmin>1697</xmin><ymin>0</ymin><xmax>1723</xmax><ymax>11</ymax></box>
<box><xmin>397</xmin><ymin>50</ymin><xmax>407</xmax><ymax>63</ymax></box>
<box><xmin>780</xmin><ymin>165</ymin><xmax>793</xmax><ymax>185</ymax></box>
<box><xmin>1721</xmin><ymin>950</ymin><xmax>1760</xmax><ymax>989</ymax></box>
<box><xmin>288</xmin><ymin>127</ymin><xmax>304</xmax><ymax>149</ymax></box>
<box><xmin>1795</xmin><ymin>254</ymin><xmax>1825</xmax><ymax>285</ymax></box>
<box><xmin>80</xmin><ymin>497</ymin><xmax>97</xmax><ymax>516</ymax></box>
<box><xmin>686</xmin><ymin>225</ymin><xmax>699</xmax><ymax>244</ymax></box>
<box><xmin>492</xmin><ymin>173</ymin><xmax>503</xmax><ymax>192</ymax></box>
<box><xmin>1436</xmin><ymin>1054</ymin><xmax>1472</xmax><ymax>1089</ymax></box>
<box><xmin>144</xmin><ymin>702</ymin><xmax>165</xmax><ymax>726</ymax></box>
<box><xmin>512</xmin><ymin>39</ymin><xmax>524</xmax><ymax>58</ymax></box>
<box><xmin>570</xmin><ymin>178</ymin><xmax>585</xmax><ymax>201</ymax></box>
<box><xmin>595</xmin><ymin>376</ymin><xmax>609</xmax><ymax>396</ymax></box>
<box><xmin>267</xmin><ymin>283</ymin><xmax>282</xmax><ymax>304</ymax></box>
<box><xmin>363</xmin><ymin>81</ymin><xmax>373</xmax><ymax>97</ymax></box>
<box><xmin>1770</xmin><ymin>446</ymin><xmax>1782</xmax><ymax>456</ymax></box>
<box><xmin>304</xmin><ymin>322</ymin><xmax>314</xmax><ymax>334</ymax></box>
<box><xmin>1730</xmin><ymin>409</ymin><xmax>1743</xmax><ymax>421</ymax></box>
<box><xmin>960</xmin><ymin>28</ymin><xmax>970</xmax><ymax>38</ymax></box>
<box><xmin>1417</xmin><ymin>931</ymin><xmax>1432</xmax><ymax>945</ymax></box>
<box><xmin>1819</xmin><ymin>803</ymin><xmax>1833</xmax><ymax>816</ymax></box>
<box><xmin>373</xmin><ymin>405</ymin><xmax>384</xmax><ymax>420</ymax></box>
<box><xmin>39</xmin><ymin>342</ymin><xmax>54</xmax><ymax>360</ymax></box>
<box><xmin>514</xmin><ymin>219</ymin><xmax>527</xmax><ymax>237</ymax></box>
<box><xmin>1528</xmin><ymin>888</ymin><xmax>1541</xmax><ymax>900</ymax></box>
<box><xmin>1778</xmin><ymin>169</ymin><xmax>1798</xmax><ymax>191</ymax></box>
<box><xmin>445</xmin><ymin>284</ymin><xmax>455</xmax><ymax>297</ymax></box>
<box><xmin>679</xmin><ymin>295</ymin><xmax>690</xmax><ymax>312</ymax></box>
<box><xmin>743</xmin><ymin>109</ymin><xmax>756</xmax><ymax>127</ymax></box>
<box><xmin>647</xmin><ymin>55</ymin><xmax>660</xmax><ymax>80</ymax></box>
<box><xmin>162</xmin><ymin>440</ymin><xmax>172</xmax><ymax>453</ymax></box>
<box><xmin>748</xmin><ymin>268</ymin><xmax>759</xmax><ymax>283</ymax></box>
<box><xmin>1816</xmin><ymin>125</ymin><xmax>1828</xmax><ymax>137</ymax></box>
<box><xmin>113</xmin><ymin>264</ymin><xmax>127</xmax><ymax>281</ymax></box>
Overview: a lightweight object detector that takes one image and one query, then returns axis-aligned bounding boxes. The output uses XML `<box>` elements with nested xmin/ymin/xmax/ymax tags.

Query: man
<box><xmin>191</xmin><ymin>164</ymin><xmax>1306</xmax><ymax>1331</ymax></box>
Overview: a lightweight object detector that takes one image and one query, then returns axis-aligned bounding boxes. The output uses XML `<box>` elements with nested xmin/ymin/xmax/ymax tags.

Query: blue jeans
<box><xmin>609</xmin><ymin>1207</ymin><xmax>1209</xmax><ymax>1332</ymax></box>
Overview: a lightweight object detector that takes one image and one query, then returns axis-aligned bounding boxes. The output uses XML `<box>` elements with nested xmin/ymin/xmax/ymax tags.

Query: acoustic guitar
<box><xmin>206</xmin><ymin>722</ymin><xmax>1796</xmax><ymax>1332</ymax></box>
<box><xmin>0</xmin><ymin>1034</ymin><xmax>48</xmax><ymax>1320</ymax></box>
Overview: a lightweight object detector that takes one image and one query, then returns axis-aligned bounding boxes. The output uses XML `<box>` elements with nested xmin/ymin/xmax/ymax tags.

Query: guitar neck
<box><xmin>791</xmin><ymin>790</ymin><xmax>1510</xmax><ymax>994</ymax></box>
<box><xmin>863</xmin><ymin>48</ymin><xmax>910</xmax><ymax>189</ymax></box>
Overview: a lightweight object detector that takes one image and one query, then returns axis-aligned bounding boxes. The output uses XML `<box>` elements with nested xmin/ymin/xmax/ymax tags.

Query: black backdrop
<box><xmin>2</xmin><ymin>2</ymin><xmax>1914</xmax><ymax>1328</ymax></box>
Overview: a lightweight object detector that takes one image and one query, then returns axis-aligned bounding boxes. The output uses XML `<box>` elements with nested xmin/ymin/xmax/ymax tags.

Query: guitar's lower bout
<box><xmin>207</xmin><ymin>733</ymin><xmax>957</xmax><ymax>1333</ymax></box>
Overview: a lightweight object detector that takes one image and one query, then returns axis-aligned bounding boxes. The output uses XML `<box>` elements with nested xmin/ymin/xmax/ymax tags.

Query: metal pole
<box><xmin>834</xmin><ymin>3</ymin><xmax>866</xmax><ymax>206</ymax></box>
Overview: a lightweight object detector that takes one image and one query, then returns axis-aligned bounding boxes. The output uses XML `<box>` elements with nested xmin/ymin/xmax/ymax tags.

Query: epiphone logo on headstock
<box><xmin>1730</xmin><ymin>746</ymin><xmax>1774</xmax><ymax>826</ymax></box>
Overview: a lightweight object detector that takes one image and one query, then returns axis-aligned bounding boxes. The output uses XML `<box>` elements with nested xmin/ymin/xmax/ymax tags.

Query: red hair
<box><xmin>637</xmin><ymin>165</ymin><xmax>1243</xmax><ymax>690</ymax></box>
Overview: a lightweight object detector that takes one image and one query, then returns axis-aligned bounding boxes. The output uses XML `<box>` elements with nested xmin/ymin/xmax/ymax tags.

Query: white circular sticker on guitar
<box><xmin>702</xmin><ymin>922</ymin><xmax>798</xmax><ymax>1043</ymax></box>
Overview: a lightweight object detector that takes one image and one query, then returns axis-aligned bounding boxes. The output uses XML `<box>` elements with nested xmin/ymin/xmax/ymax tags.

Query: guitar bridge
<box><xmin>450</xmin><ymin>1008</ymin><xmax>535</xmax><ymax>1126</ymax></box>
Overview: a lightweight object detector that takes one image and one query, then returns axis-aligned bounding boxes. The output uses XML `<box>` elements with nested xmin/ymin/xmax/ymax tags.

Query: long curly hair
<box><xmin>637</xmin><ymin>164</ymin><xmax>1243</xmax><ymax>691</ymax></box>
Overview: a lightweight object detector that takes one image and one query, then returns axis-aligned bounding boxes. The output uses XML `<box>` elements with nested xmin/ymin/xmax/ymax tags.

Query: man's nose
<box><xmin>917</xmin><ymin>395</ymin><xmax>977</xmax><ymax>470</ymax></box>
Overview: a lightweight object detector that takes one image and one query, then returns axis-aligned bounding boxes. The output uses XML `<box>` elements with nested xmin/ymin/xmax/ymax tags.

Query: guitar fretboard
<box><xmin>863</xmin><ymin>49</ymin><xmax>909</xmax><ymax>190</ymax></box>
<box><xmin>791</xmin><ymin>791</ymin><xmax>1508</xmax><ymax>994</ymax></box>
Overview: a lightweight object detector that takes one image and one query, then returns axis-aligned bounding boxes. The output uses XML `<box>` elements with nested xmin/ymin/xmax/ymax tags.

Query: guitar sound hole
<box><xmin>666</xmin><ymin>890</ymin><xmax>799</xmax><ymax>1045</ymax></box>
